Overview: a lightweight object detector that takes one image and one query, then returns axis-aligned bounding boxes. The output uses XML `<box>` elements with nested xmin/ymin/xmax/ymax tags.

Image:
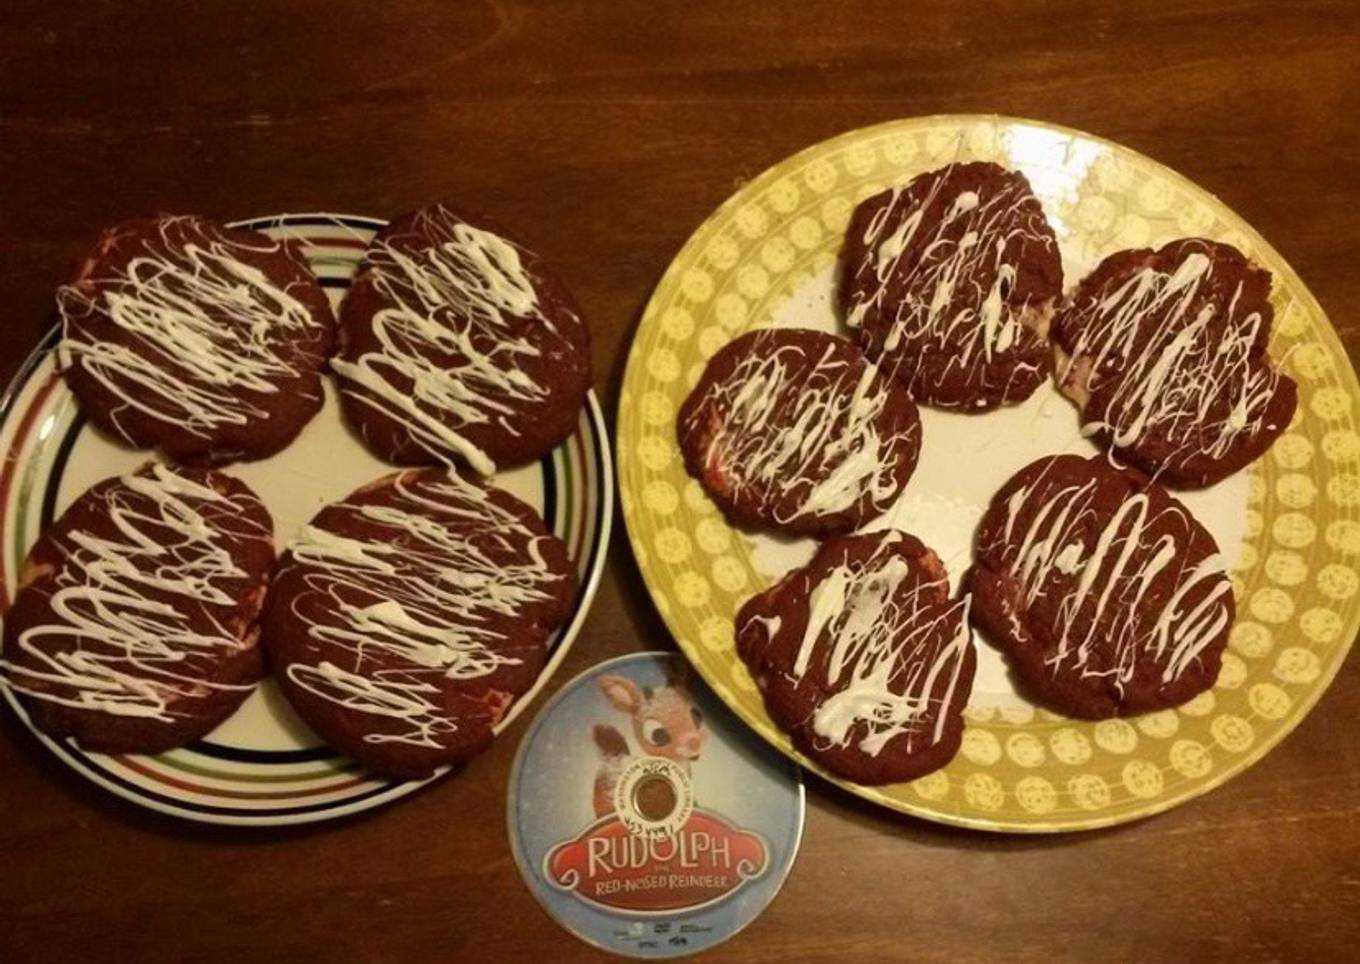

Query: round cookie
<box><xmin>57</xmin><ymin>215</ymin><xmax>336</xmax><ymax>465</ymax></box>
<box><xmin>676</xmin><ymin>328</ymin><xmax>922</xmax><ymax>537</ymax></box>
<box><xmin>262</xmin><ymin>468</ymin><xmax>575</xmax><ymax>779</ymax></box>
<box><xmin>0</xmin><ymin>463</ymin><xmax>274</xmax><ymax>754</ymax></box>
<box><xmin>839</xmin><ymin>162</ymin><xmax>1063</xmax><ymax>411</ymax></box>
<box><xmin>333</xmin><ymin>204</ymin><xmax>592</xmax><ymax>473</ymax></box>
<box><xmin>1052</xmin><ymin>238</ymin><xmax>1298</xmax><ymax>488</ymax></box>
<box><xmin>966</xmin><ymin>454</ymin><xmax>1234</xmax><ymax>719</ymax></box>
<box><xmin>735</xmin><ymin>529</ymin><xmax>975</xmax><ymax>785</ymax></box>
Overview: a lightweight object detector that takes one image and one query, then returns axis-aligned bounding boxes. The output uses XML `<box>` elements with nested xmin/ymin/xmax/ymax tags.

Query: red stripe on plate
<box><xmin>0</xmin><ymin>370</ymin><xmax>64</xmax><ymax>609</ymax></box>
<box><xmin>113</xmin><ymin>755</ymin><xmax>372</xmax><ymax>801</ymax></box>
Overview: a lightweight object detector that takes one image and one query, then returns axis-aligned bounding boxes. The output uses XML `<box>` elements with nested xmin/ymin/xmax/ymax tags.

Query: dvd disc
<box><xmin>508</xmin><ymin>652</ymin><xmax>804</xmax><ymax>958</ymax></box>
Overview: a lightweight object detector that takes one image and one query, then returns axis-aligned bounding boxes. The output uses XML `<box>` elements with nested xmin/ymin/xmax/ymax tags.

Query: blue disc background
<box><xmin>508</xmin><ymin>651</ymin><xmax>805</xmax><ymax>959</ymax></box>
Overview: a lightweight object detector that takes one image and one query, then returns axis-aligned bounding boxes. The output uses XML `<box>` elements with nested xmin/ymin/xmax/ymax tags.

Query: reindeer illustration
<box><xmin>591</xmin><ymin>666</ymin><xmax>708</xmax><ymax>818</ymax></box>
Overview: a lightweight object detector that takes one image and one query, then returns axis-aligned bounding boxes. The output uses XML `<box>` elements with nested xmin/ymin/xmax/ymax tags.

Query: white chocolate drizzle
<box><xmin>0</xmin><ymin>464</ymin><xmax>271</xmax><ymax>722</ymax></box>
<box><xmin>683</xmin><ymin>334</ymin><xmax>914</xmax><ymax>524</ymax></box>
<box><xmin>279</xmin><ymin>471</ymin><xmax>564</xmax><ymax>748</ymax></box>
<box><xmin>332</xmin><ymin>208</ymin><xmax>580</xmax><ymax>475</ymax></box>
<box><xmin>758</xmin><ymin>535</ymin><xmax>971</xmax><ymax>758</ymax></box>
<box><xmin>1058</xmin><ymin>247</ymin><xmax>1285</xmax><ymax>472</ymax></box>
<box><xmin>56</xmin><ymin>217</ymin><xmax>327</xmax><ymax>442</ymax></box>
<box><xmin>844</xmin><ymin>167</ymin><xmax>1057</xmax><ymax>402</ymax></box>
<box><xmin>988</xmin><ymin>463</ymin><xmax>1231</xmax><ymax>690</ymax></box>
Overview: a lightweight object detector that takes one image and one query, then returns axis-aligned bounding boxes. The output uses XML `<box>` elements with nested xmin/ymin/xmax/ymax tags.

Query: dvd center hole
<box><xmin>632</xmin><ymin>775</ymin><xmax>677</xmax><ymax>821</ymax></box>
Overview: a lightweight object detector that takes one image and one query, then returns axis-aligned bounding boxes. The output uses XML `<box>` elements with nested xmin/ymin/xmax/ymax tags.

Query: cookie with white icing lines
<box><xmin>262</xmin><ymin>468</ymin><xmax>575</xmax><ymax>779</ymax></box>
<box><xmin>735</xmin><ymin>529</ymin><xmax>974</xmax><ymax>785</ymax></box>
<box><xmin>57</xmin><ymin>216</ymin><xmax>336</xmax><ymax>466</ymax></box>
<box><xmin>677</xmin><ymin>328</ymin><xmax>922</xmax><ymax>537</ymax></box>
<box><xmin>966</xmin><ymin>454</ymin><xmax>1234</xmax><ymax>719</ymax></box>
<box><xmin>840</xmin><ymin>162</ymin><xmax>1063</xmax><ymax>410</ymax></box>
<box><xmin>0</xmin><ymin>463</ymin><xmax>274</xmax><ymax>754</ymax></box>
<box><xmin>1053</xmin><ymin>238</ymin><xmax>1298</xmax><ymax>488</ymax></box>
<box><xmin>333</xmin><ymin>204</ymin><xmax>592</xmax><ymax>473</ymax></box>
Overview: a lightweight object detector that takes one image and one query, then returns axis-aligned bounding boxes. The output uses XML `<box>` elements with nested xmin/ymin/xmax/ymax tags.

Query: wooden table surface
<box><xmin>3</xmin><ymin>2</ymin><xmax>1359</xmax><ymax>960</ymax></box>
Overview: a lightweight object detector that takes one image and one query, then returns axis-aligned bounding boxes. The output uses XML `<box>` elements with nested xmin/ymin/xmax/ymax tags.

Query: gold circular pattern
<box><xmin>912</xmin><ymin>770</ymin><xmax>950</xmax><ymax>801</ymax></box>
<box><xmin>1014</xmin><ymin>776</ymin><xmax>1058</xmax><ymax>815</ymax></box>
<box><xmin>767</xmin><ymin>178</ymin><xmax>800</xmax><ymax>213</ymax></box>
<box><xmin>646</xmin><ymin>347</ymin><xmax>681</xmax><ymax>383</ymax></box>
<box><xmin>1318</xmin><ymin>564</ymin><xmax>1360</xmax><ymax>600</ymax></box>
<box><xmin>695</xmin><ymin>516</ymin><xmax>732</xmax><ymax>555</ymax></box>
<box><xmin>636</xmin><ymin>435</ymin><xmax>673</xmax><ymax>471</ymax></box>
<box><xmin>1264</xmin><ymin>551</ymin><xmax>1308</xmax><ymax>587</ymax></box>
<box><xmin>644</xmin><ymin>480</ymin><xmax>680</xmax><ymax>516</ymax></box>
<box><xmin>1136</xmin><ymin>710</ymin><xmax>1180</xmax><ymax>739</ymax></box>
<box><xmin>618</xmin><ymin>115</ymin><xmax>1360</xmax><ymax>832</ymax></box>
<box><xmin>1250</xmin><ymin>587</ymin><xmax>1295</xmax><ymax>624</ymax></box>
<box><xmin>1093</xmin><ymin>720</ymin><xmax>1139</xmax><ymax>755</ymax></box>
<box><xmin>1327</xmin><ymin>519</ymin><xmax>1360</xmax><ymax>554</ymax></box>
<box><xmin>1322</xmin><ymin>429</ymin><xmax>1360</xmax><ymax>463</ymax></box>
<box><xmin>699</xmin><ymin>616</ymin><xmax>731</xmax><ymax>652</ymax></box>
<box><xmin>1274</xmin><ymin>647</ymin><xmax>1322</xmax><ymax>685</ymax></box>
<box><xmin>714</xmin><ymin>292</ymin><xmax>747</xmax><ymax>331</ymax></box>
<box><xmin>639</xmin><ymin>391</ymin><xmax>673</xmax><ymax>428</ymax></box>
<box><xmin>681</xmin><ymin>268</ymin><xmax>713</xmax><ymax>302</ymax></box>
<box><xmin>1249</xmin><ymin>683</ymin><xmax>1292</xmax><ymax>721</ymax></box>
<box><xmin>1179</xmin><ymin>690</ymin><xmax>1217</xmax><ymax>717</ymax></box>
<box><xmin>1272</xmin><ymin>434</ymin><xmax>1314</xmax><ymax>469</ymax></box>
<box><xmin>1311</xmin><ymin>386</ymin><xmax>1351</xmax><ymax>421</ymax></box>
<box><xmin>961</xmin><ymin>729</ymin><xmax>1003</xmax><ymax>766</ymax></box>
<box><xmin>704</xmin><ymin>234</ymin><xmax>740</xmax><ymax>271</ymax></box>
<box><xmin>1068</xmin><ymin>774</ymin><xmax>1112</xmax><ymax>811</ymax></box>
<box><xmin>682</xmin><ymin>478</ymin><xmax>714</xmax><ymax>513</ymax></box>
<box><xmin>1273</xmin><ymin>512</ymin><xmax>1317</xmax><ymax>549</ymax></box>
<box><xmin>711</xmin><ymin>556</ymin><xmax>748</xmax><ymax>594</ymax></box>
<box><xmin>1006</xmin><ymin>732</ymin><xmax>1046</xmax><ymax>768</ymax></box>
<box><xmin>735</xmin><ymin>264</ymin><xmax>769</xmax><ymax>299</ymax></box>
<box><xmin>696</xmin><ymin>325</ymin><xmax>727</xmax><ymax>360</ymax></box>
<box><xmin>1230</xmin><ymin>621</ymin><xmax>1274</xmax><ymax>659</ymax></box>
<box><xmin>963</xmin><ymin>773</ymin><xmax>1006</xmax><ymax>811</ymax></box>
<box><xmin>653</xmin><ymin>526</ymin><xmax>690</xmax><ymax>563</ymax></box>
<box><xmin>672</xmin><ymin>571</ymin><xmax>710</xmax><ymax>609</ymax></box>
<box><xmin>661</xmin><ymin>305</ymin><xmax>695</xmax><ymax>340</ymax></box>
<box><xmin>1216</xmin><ymin>652</ymin><xmax>1248</xmax><ymax>690</ymax></box>
<box><xmin>1300</xmin><ymin>607</ymin><xmax>1343</xmax><ymax>644</ymax></box>
<box><xmin>1049</xmin><ymin>728</ymin><xmax>1094</xmax><ymax>766</ymax></box>
<box><xmin>1210</xmin><ymin>714</ymin><xmax>1256</xmax><ymax>754</ymax></box>
<box><xmin>1122</xmin><ymin>760</ymin><xmax>1164</xmax><ymax>799</ymax></box>
<box><xmin>997</xmin><ymin>704</ymin><xmax>1036</xmax><ymax>725</ymax></box>
<box><xmin>1291</xmin><ymin>342</ymin><xmax>1335</xmax><ymax>381</ymax></box>
<box><xmin>964</xmin><ymin>705</ymin><xmax>996</xmax><ymax>723</ymax></box>
<box><xmin>1276</xmin><ymin>473</ymin><xmax>1318</xmax><ymax>509</ymax></box>
<box><xmin>1328</xmin><ymin>475</ymin><xmax>1360</xmax><ymax>507</ymax></box>
<box><xmin>1169</xmin><ymin>739</ymin><xmax>1214</xmax><ymax>779</ymax></box>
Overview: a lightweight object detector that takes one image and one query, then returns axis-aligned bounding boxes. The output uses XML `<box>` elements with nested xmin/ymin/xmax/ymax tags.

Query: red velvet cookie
<box><xmin>677</xmin><ymin>328</ymin><xmax>921</xmax><ymax>537</ymax></box>
<box><xmin>1052</xmin><ymin>238</ymin><xmax>1297</xmax><ymax>488</ymax></box>
<box><xmin>57</xmin><ymin>216</ymin><xmax>336</xmax><ymax>465</ymax></box>
<box><xmin>262</xmin><ymin>468</ymin><xmax>575</xmax><ymax>779</ymax></box>
<box><xmin>333</xmin><ymin>204</ymin><xmax>592</xmax><ymax>473</ymax></box>
<box><xmin>840</xmin><ymin>162</ymin><xmax>1063</xmax><ymax>411</ymax></box>
<box><xmin>1</xmin><ymin>463</ymin><xmax>274</xmax><ymax>753</ymax></box>
<box><xmin>735</xmin><ymin>529</ymin><xmax>974</xmax><ymax>785</ymax></box>
<box><xmin>966</xmin><ymin>454</ymin><xmax>1234</xmax><ymax>718</ymax></box>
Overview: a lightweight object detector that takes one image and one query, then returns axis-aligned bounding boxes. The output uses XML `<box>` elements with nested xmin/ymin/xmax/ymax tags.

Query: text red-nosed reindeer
<box><xmin>591</xmin><ymin>667</ymin><xmax>708</xmax><ymax>818</ymax></box>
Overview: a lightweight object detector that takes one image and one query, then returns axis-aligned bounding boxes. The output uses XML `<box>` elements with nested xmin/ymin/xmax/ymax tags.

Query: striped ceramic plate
<box><xmin>0</xmin><ymin>213</ymin><xmax>612</xmax><ymax>825</ymax></box>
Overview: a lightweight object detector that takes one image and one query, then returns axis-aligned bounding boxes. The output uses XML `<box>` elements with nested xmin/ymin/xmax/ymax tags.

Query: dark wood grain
<box><xmin>2</xmin><ymin>2</ymin><xmax>1359</xmax><ymax>961</ymax></box>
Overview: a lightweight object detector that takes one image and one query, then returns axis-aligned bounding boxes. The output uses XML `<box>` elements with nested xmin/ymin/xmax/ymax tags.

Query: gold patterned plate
<box><xmin>617</xmin><ymin>115</ymin><xmax>1360</xmax><ymax>832</ymax></box>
